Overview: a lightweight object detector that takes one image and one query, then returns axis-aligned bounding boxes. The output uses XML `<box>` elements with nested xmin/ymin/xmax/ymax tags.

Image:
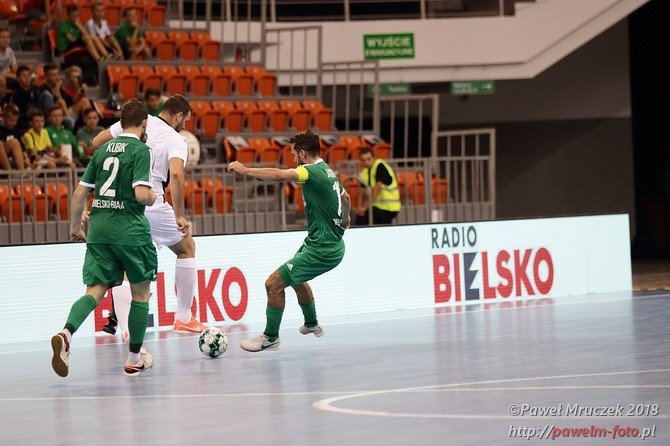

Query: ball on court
<box><xmin>198</xmin><ymin>327</ymin><xmax>228</xmax><ymax>358</ymax></box>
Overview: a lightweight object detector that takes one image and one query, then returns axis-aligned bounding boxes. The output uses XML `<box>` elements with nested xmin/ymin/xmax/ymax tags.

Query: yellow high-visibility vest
<box><xmin>361</xmin><ymin>159</ymin><xmax>401</xmax><ymax>212</ymax></box>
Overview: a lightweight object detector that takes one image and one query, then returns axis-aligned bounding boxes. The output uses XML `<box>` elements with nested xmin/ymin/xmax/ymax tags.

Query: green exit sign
<box><xmin>451</xmin><ymin>80</ymin><xmax>495</xmax><ymax>95</ymax></box>
<box><xmin>367</xmin><ymin>83</ymin><xmax>410</xmax><ymax>96</ymax></box>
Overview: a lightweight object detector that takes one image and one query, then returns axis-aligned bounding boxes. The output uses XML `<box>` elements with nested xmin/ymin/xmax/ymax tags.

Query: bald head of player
<box><xmin>158</xmin><ymin>95</ymin><xmax>192</xmax><ymax>133</ymax></box>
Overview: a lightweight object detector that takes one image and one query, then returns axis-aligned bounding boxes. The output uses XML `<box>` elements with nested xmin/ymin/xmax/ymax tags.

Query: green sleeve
<box><xmin>80</xmin><ymin>152</ymin><xmax>97</xmax><ymax>186</ymax></box>
<box><xmin>132</xmin><ymin>145</ymin><xmax>152</xmax><ymax>188</ymax></box>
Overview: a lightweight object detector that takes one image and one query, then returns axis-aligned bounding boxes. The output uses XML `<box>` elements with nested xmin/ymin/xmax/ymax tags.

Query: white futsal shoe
<box><xmin>240</xmin><ymin>334</ymin><xmax>281</xmax><ymax>352</ymax></box>
<box><xmin>50</xmin><ymin>331</ymin><xmax>71</xmax><ymax>377</ymax></box>
<box><xmin>299</xmin><ymin>324</ymin><xmax>325</xmax><ymax>337</ymax></box>
<box><xmin>124</xmin><ymin>349</ymin><xmax>154</xmax><ymax>376</ymax></box>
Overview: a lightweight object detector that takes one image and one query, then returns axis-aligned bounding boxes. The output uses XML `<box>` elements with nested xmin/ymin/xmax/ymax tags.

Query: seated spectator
<box><xmin>0</xmin><ymin>104</ymin><xmax>28</xmax><ymax>170</ymax></box>
<box><xmin>8</xmin><ymin>65</ymin><xmax>39</xmax><ymax>131</ymax></box>
<box><xmin>145</xmin><ymin>89</ymin><xmax>164</xmax><ymax>116</ymax></box>
<box><xmin>22</xmin><ymin>108</ymin><xmax>58</xmax><ymax>169</ymax></box>
<box><xmin>115</xmin><ymin>8</ymin><xmax>151</xmax><ymax>60</ymax></box>
<box><xmin>58</xmin><ymin>4</ymin><xmax>105</xmax><ymax>63</ymax></box>
<box><xmin>0</xmin><ymin>27</ymin><xmax>17</xmax><ymax>78</ymax></box>
<box><xmin>62</xmin><ymin>65</ymin><xmax>85</xmax><ymax>98</ymax></box>
<box><xmin>86</xmin><ymin>2</ymin><xmax>123</xmax><ymax>60</ymax></box>
<box><xmin>75</xmin><ymin>107</ymin><xmax>102</xmax><ymax>163</ymax></box>
<box><xmin>46</xmin><ymin>106</ymin><xmax>82</xmax><ymax>166</ymax></box>
<box><xmin>38</xmin><ymin>64</ymin><xmax>92</xmax><ymax>130</ymax></box>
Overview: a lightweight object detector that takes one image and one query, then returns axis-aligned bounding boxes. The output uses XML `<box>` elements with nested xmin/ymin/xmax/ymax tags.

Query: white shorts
<box><xmin>145</xmin><ymin>196</ymin><xmax>185</xmax><ymax>249</ymax></box>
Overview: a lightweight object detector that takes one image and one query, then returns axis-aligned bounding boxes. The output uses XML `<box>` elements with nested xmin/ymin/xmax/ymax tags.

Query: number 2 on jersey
<box><xmin>332</xmin><ymin>182</ymin><xmax>342</xmax><ymax>217</ymax></box>
<box><xmin>100</xmin><ymin>157</ymin><xmax>120</xmax><ymax>197</ymax></box>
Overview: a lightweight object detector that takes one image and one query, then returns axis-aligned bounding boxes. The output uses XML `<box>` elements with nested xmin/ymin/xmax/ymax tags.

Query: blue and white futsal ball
<box><xmin>198</xmin><ymin>327</ymin><xmax>228</xmax><ymax>358</ymax></box>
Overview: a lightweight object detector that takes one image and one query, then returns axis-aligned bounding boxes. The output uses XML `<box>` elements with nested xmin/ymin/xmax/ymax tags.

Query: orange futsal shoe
<box><xmin>173</xmin><ymin>318</ymin><xmax>209</xmax><ymax>334</ymax></box>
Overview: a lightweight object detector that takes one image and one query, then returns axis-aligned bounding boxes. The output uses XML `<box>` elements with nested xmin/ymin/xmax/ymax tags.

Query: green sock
<box><xmin>64</xmin><ymin>295</ymin><xmax>97</xmax><ymax>334</ymax></box>
<box><xmin>299</xmin><ymin>299</ymin><xmax>318</xmax><ymax>327</ymax></box>
<box><xmin>263</xmin><ymin>306</ymin><xmax>284</xmax><ymax>341</ymax></box>
<box><xmin>128</xmin><ymin>301</ymin><xmax>150</xmax><ymax>354</ymax></box>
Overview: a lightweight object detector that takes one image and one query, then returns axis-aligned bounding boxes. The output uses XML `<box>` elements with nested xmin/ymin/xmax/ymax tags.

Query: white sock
<box><xmin>127</xmin><ymin>351</ymin><xmax>140</xmax><ymax>364</ymax></box>
<box><xmin>112</xmin><ymin>281</ymin><xmax>132</xmax><ymax>335</ymax></box>
<box><xmin>63</xmin><ymin>328</ymin><xmax>73</xmax><ymax>343</ymax></box>
<box><xmin>175</xmin><ymin>258</ymin><xmax>197</xmax><ymax>322</ymax></box>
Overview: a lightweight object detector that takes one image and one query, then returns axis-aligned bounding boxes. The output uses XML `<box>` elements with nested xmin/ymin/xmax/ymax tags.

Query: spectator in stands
<box><xmin>8</xmin><ymin>65</ymin><xmax>39</xmax><ymax>131</ymax></box>
<box><xmin>145</xmin><ymin>89</ymin><xmax>164</xmax><ymax>116</ymax></box>
<box><xmin>0</xmin><ymin>27</ymin><xmax>17</xmax><ymax>77</ymax></box>
<box><xmin>115</xmin><ymin>8</ymin><xmax>151</xmax><ymax>60</ymax></box>
<box><xmin>22</xmin><ymin>108</ymin><xmax>58</xmax><ymax>169</ymax></box>
<box><xmin>62</xmin><ymin>65</ymin><xmax>85</xmax><ymax>98</ymax></box>
<box><xmin>58</xmin><ymin>4</ymin><xmax>105</xmax><ymax>63</ymax></box>
<box><xmin>0</xmin><ymin>104</ymin><xmax>27</xmax><ymax>170</ymax></box>
<box><xmin>86</xmin><ymin>2</ymin><xmax>124</xmax><ymax>60</ymax></box>
<box><xmin>38</xmin><ymin>64</ymin><xmax>92</xmax><ymax>131</ymax></box>
<box><xmin>47</xmin><ymin>106</ymin><xmax>82</xmax><ymax>166</ymax></box>
<box><xmin>76</xmin><ymin>107</ymin><xmax>103</xmax><ymax>162</ymax></box>
<box><xmin>356</xmin><ymin>147</ymin><xmax>401</xmax><ymax>225</ymax></box>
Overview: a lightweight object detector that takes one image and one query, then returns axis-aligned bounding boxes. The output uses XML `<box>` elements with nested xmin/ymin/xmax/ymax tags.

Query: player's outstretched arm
<box><xmin>70</xmin><ymin>184</ymin><xmax>91</xmax><ymax>242</ymax></box>
<box><xmin>341</xmin><ymin>189</ymin><xmax>351</xmax><ymax>229</ymax></box>
<box><xmin>134</xmin><ymin>185</ymin><xmax>157</xmax><ymax>206</ymax></box>
<box><xmin>91</xmin><ymin>128</ymin><xmax>113</xmax><ymax>151</ymax></box>
<box><xmin>227</xmin><ymin>161</ymin><xmax>298</xmax><ymax>181</ymax></box>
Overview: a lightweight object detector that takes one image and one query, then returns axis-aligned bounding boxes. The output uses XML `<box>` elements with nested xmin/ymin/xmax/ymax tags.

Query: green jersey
<box><xmin>295</xmin><ymin>159</ymin><xmax>345</xmax><ymax>248</ymax></box>
<box><xmin>80</xmin><ymin>134</ymin><xmax>153</xmax><ymax>245</ymax></box>
<box><xmin>58</xmin><ymin>20</ymin><xmax>81</xmax><ymax>54</ymax></box>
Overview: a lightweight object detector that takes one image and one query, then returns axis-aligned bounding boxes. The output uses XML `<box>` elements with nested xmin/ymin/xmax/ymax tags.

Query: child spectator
<box><xmin>0</xmin><ymin>27</ymin><xmax>17</xmax><ymax>77</ymax></box>
<box><xmin>46</xmin><ymin>106</ymin><xmax>82</xmax><ymax>165</ymax></box>
<box><xmin>75</xmin><ymin>107</ymin><xmax>103</xmax><ymax>163</ymax></box>
<box><xmin>145</xmin><ymin>89</ymin><xmax>164</xmax><ymax>116</ymax></box>
<box><xmin>8</xmin><ymin>65</ymin><xmax>39</xmax><ymax>131</ymax></box>
<box><xmin>0</xmin><ymin>104</ymin><xmax>28</xmax><ymax>170</ymax></box>
<box><xmin>22</xmin><ymin>109</ymin><xmax>58</xmax><ymax>169</ymax></box>
<box><xmin>115</xmin><ymin>8</ymin><xmax>151</xmax><ymax>60</ymax></box>
<box><xmin>58</xmin><ymin>4</ymin><xmax>106</xmax><ymax>62</ymax></box>
<box><xmin>86</xmin><ymin>2</ymin><xmax>123</xmax><ymax>60</ymax></box>
<box><xmin>38</xmin><ymin>64</ymin><xmax>93</xmax><ymax>130</ymax></box>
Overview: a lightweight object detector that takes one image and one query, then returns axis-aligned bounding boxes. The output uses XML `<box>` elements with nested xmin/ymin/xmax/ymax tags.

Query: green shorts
<box><xmin>278</xmin><ymin>242</ymin><xmax>345</xmax><ymax>286</ymax></box>
<box><xmin>83</xmin><ymin>243</ymin><xmax>158</xmax><ymax>287</ymax></box>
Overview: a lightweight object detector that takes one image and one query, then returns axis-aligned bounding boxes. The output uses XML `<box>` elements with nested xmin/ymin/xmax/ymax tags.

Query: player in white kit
<box><xmin>92</xmin><ymin>95</ymin><xmax>208</xmax><ymax>336</ymax></box>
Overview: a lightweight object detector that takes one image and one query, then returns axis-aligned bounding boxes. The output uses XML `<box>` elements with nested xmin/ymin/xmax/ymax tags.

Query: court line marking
<box><xmin>0</xmin><ymin>292</ymin><xmax>666</xmax><ymax>356</ymax></box>
<box><xmin>312</xmin><ymin>369</ymin><xmax>670</xmax><ymax>420</ymax></box>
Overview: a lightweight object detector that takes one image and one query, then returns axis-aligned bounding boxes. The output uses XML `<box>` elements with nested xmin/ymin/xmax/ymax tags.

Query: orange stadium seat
<box><xmin>224</xmin><ymin>67</ymin><xmax>253</xmax><ymax>96</ymax></box>
<box><xmin>200</xmin><ymin>40</ymin><xmax>221</xmax><ymax>61</ymax></box>
<box><xmin>373</xmin><ymin>143</ymin><xmax>392</xmax><ymax>159</ymax></box>
<box><xmin>190</xmin><ymin>31</ymin><xmax>211</xmax><ymax>44</ymax></box>
<box><xmin>144</xmin><ymin>30</ymin><xmax>166</xmax><ymax>48</ymax></box>
<box><xmin>184</xmin><ymin>180</ymin><xmax>206</xmax><ymax>215</ymax></box>
<box><xmin>303</xmin><ymin>99</ymin><xmax>333</xmax><ymax>131</ymax></box>
<box><xmin>45</xmin><ymin>182</ymin><xmax>70</xmax><ymax>220</ymax></box>
<box><xmin>131</xmin><ymin>65</ymin><xmax>158</xmax><ymax>90</ymax></box>
<box><xmin>280</xmin><ymin>100</ymin><xmax>310</xmax><ymax>131</ymax></box>
<box><xmin>212</xmin><ymin>101</ymin><xmax>244</xmax><ymax>132</ymax></box>
<box><xmin>179</xmin><ymin>66</ymin><xmax>210</xmax><ymax>96</ymax></box>
<box><xmin>236</xmin><ymin>101</ymin><xmax>267</xmax><ymax>132</ymax></box>
<box><xmin>136</xmin><ymin>0</ymin><xmax>167</xmax><ymax>27</ymax></box>
<box><xmin>0</xmin><ymin>185</ymin><xmax>23</xmax><ymax>223</ymax></box>
<box><xmin>258</xmin><ymin>101</ymin><xmax>289</xmax><ymax>131</ymax></box>
<box><xmin>326</xmin><ymin>145</ymin><xmax>348</xmax><ymax>167</ymax></box>
<box><xmin>199</xmin><ymin>178</ymin><xmax>233</xmax><ymax>213</ymax></box>
<box><xmin>104</xmin><ymin>5</ymin><xmax>122</xmax><ymax>26</ymax></box>
<box><xmin>107</xmin><ymin>66</ymin><xmax>138</xmax><ymax>99</ymax></box>
<box><xmin>281</xmin><ymin>146</ymin><xmax>298</xmax><ymax>168</ymax></box>
<box><xmin>15</xmin><ymin>184</ymin><xmax>49</xmax><ymax>222</ymax></box>
<box><xmin>246</xmin><ymin>66</ymin><xmax>277</xmax><ymax>96</ymax></box>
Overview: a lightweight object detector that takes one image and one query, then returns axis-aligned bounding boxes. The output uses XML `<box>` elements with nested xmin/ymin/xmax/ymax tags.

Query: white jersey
<box><xmin>86</xmin><ymin>18</ymin><xmax>112</xmax><ymax>39</ymax></box>
<box><xmin>110</xmin><ymin>115</ymin><xmax>187</xmax><ymax>196</ymax></box>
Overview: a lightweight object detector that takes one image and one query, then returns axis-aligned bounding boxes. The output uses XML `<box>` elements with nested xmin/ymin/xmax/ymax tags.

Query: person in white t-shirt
<box><xmin>0</xmin><ymin>27</ymin><xmax>17</xmax><ymax>76</ymax></box>
<box><xmin>85</xmin><ymin>2</ymin><xmax>123</xmax><ymax>60</ymax></box>
<box><xmin>92</xmin><ymin>95</ymin><xmax>207</xmax><ymax>336</ymax></box>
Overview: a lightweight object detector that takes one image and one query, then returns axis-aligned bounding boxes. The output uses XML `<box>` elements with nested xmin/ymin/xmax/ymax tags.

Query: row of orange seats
<box><xmin>187</xmin><ymin>99</ymin><xmax>333</xmax><ymax>137</ymax></box>
<box><xmin>144</xmin><ymin>31</ymin><xmax>221</xmax><ymax>62</ymax></box>
<box><xmin>107</xmin><ymin>64</ymin><xmax>277</xmax><ymax>99</ymax></box>
<box><xmin>223</xmin><ymin>134</ymin><xmax>390</xmax><ymax>166</ymax></box>
<box><xmin>0</xmin><ymin>183</ymin><xmax>69</xmax><ymax>223</ymax></box>
<box><xmin>52</xmin><ymin>0</ymin><xmax>166</xmax><ymax>27</ymax></box>
<box><xmin>165</xmin><ymin>178</ymin><xmax>234</xmax><ymax>215</ymax></box>
<box><xmin>337</xmin><ymin>171</ymin><xmax>448</xmax><ymax>205</ymax></box>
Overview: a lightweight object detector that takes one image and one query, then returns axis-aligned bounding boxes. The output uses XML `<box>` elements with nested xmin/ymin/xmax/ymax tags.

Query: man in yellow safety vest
<box><xmin>356</xmin><ymin>147</ymin><xmax>401</xmax><ymax>225</ymax></box>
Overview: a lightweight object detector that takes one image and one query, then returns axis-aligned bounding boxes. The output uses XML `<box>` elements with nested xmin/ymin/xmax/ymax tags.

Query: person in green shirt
<box><xmin>76</xmin><ymin>107</ymin><xmax>104</xmax><ymax>163</ymax></box>
<box><xmin>51</xmin><ymin>99</ymin><xmax>158</xmax><ymax>378</ymax></box>
<box><xmin>114</xmin><ymin>8</ymin><xmax>151</xmax><ymax>60</ymax></box>
<box><xmin>58</xmin><ymin>4</ymin><xmax>104</xmax><ymax>62</ymax></box>
<box><xmin>47</xmin><ymin>106</ymin><xmax>82</xmax><ymax>165</ymax></box>
<box><xmin>227</xmin><ymin>130</ymin><xmax>351</xmax><ymax>352</ymax></box>
<box><xmin>144</xmin><ymin>89</ymin><xmax>164</xmax><ymax>116</ymax></box>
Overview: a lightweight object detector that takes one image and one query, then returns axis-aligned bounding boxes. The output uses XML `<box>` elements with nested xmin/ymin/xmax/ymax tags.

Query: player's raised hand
<box><xmin>227</xmin><ymin>161</ymin><xmax>246</xmax><ymax>175</ymax></box>
<box><xmin>70</xmin><ymin>227</ymin><xmax>87</xmax><ymax>242</ymax></box>
<box><xmin>176</xmin><ymin>216</ymin><xmax>192</xmax><ymax>236</ymax></box>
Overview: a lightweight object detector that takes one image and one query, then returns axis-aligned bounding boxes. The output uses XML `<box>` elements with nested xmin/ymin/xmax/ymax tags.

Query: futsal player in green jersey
<box><xmin>227</xmin><ymin>130</ymin><xmax>351</xmax><ymax>352</ymax></box>
<box><xmin>51</xmin><ymin>99</ymin><xmax>158</xmax><ymax>377</ymax></box>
